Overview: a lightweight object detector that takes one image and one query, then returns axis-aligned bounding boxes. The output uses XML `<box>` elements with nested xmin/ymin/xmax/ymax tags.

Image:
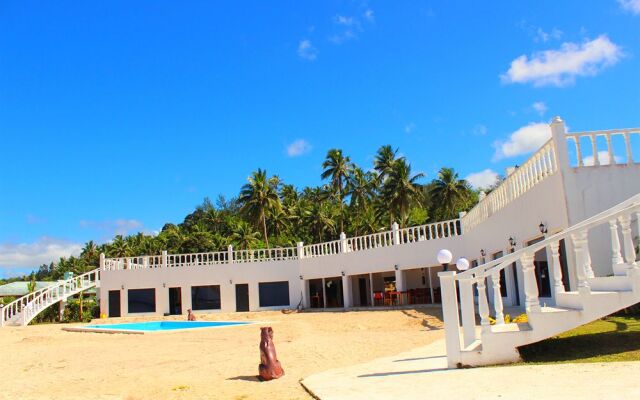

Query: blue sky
<box><xmin>1</xmin><ymin>1</ymin><xmax>639</xmax><ymax>277</ymax></box>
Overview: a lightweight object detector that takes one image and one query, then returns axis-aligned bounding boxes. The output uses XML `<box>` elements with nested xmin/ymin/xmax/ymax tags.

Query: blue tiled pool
<box><xmin>79</xmin><ymin>321</ymin><xmax>250</xmax><ymax>333</ymax></box>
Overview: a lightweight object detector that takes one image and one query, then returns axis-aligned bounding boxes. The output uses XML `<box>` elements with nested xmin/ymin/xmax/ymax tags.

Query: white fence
<box><xmin>566</xmin><ymin>128</ymin><xmax>640</xmax><ymax>167</ymax></box>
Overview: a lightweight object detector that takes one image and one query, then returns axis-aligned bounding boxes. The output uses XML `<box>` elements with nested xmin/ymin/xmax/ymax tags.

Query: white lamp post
<box><xmin>437</xmin><ymin>249</ymin><xmax>453</xmax><ymax>271</ymax></box>
<box><xmin>456</xmin><ymin>257</ymin><xmax>470</xmax><ymax>271</ymax></box>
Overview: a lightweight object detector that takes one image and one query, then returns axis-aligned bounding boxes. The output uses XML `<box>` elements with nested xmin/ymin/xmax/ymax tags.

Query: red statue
<box><xmin>258</xmin><ymin>326</ymin><xmax>284</xmax><ymax>381</ymax></box>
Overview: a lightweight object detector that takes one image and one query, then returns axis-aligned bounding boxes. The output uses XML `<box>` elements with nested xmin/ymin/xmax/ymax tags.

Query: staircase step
<box><xmin>490</xmin><ymin>322</ymin><xmax>532</xmax><ymax>333</ymax></box>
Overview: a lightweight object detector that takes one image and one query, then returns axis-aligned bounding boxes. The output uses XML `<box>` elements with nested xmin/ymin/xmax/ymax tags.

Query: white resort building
<box><xmin>2</xmin><ymin>117</ymin><xmax>640</xmax><ymax>366</ymax></box>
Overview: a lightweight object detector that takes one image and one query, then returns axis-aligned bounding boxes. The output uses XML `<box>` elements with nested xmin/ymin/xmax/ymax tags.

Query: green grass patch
<box><xmin>518</xmin><ymin>316</ymin><xmax>640</xmax><ymax>364</ymax></box>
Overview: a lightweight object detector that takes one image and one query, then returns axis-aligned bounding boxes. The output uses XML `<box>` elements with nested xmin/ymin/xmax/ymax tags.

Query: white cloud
<box><xmin>532</xmin><ymin>101</ymin><xmax>547</xmax><ymax>116</ymax></box>
<box><xmin>297</xmin><ymin>40</ymin><xmax>318</xmax><ymax>61</ymax></box>
<box><xmin>364</xmin><ymin>9</ymin><xmax>375</xmax><ymax>22</ymax></box>
<box><xmin>286</xmin><ymin>139</ymin><xmax>312</xmax><ymax>157</ymax></box>
<box><xmin>493</xmin><ymin>122</ymin><xmax>551</xmax><ymax>161</ymax></box>
<box><xmin>79</xmin><ymin>219</ymin><xmax>143</xmax><ymax>236</ymax></box>
<box><xmin>465</xmin><ymin>169</ymin><xmax>499</xmax><ymax>189</ymax></box>
<box><xmin>0</xmin><ymin>237</ymin><xmax>82</xmax><ymax>269</ymax></box>
<box><xmin>330</xmin><ymin>14</ymin><xmax>363</xmax><ymax>44</ymax></box>
<box><xmin>501</xmin><ymin>35</ymin><xmax>623</xmax><ymax>87</ymax></box>
<box><xmin>405</xmin><ymin>123</ymin><xmax>416</xmax><ymax>133</ymax></box>
<box><xmin>334</xmin><ymin>15</ymin><xmax>357</xmax><ymax>27</ymax></box>
<box><xmin>535</xmin><ymin>27</ymin><xmax>563</xmax><ymax>43</ymax></box>
<box><xmin>619</xmin><ymin>0</ymin><xmax>640</xmax><ymax>14</ymax></box>
<box><xmin>583</xmin><ymin>151</ymin><xmax>622</xmax><ymax>166</ymax></box>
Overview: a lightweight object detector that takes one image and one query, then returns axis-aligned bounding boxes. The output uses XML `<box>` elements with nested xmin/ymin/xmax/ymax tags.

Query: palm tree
<box><xmin>429</xmin><ymin>167</ymin><xmax>471</xmax><ymax>219</ymax></box>
<box><xmin>80</xmin><ymin>240</ymin><xmax>98</xmax><ymax>266</ymax></box>
<box><xmin>374</xmin><ymin>145</ymin><xmax>400</xmax><ymax>180</ymax></box>
<box><xmin>230</xmin><ymin>220</ymin><xmax>261</xmax><ymax>250</ymax></box>
<box><xmin>381</xmin><ymin>159</ymin><xmax>424</xmax><ymax>227</ymax></box>
<box><xmin>321</xmin><ymin>149</ymin><xmax>352</xmax><ymax>232</ymax></box>
<box><xmin>303</xmin><ymin>200</ymin><xmax>337</xmax><ymax>242</ymax></box>
<box><xmin>347</xmin><ymin>166</ymin><xmax>376</xmax><ymax>212</ymax></box>
<box><xmin>109</xmin><ymin>235</ymin><xmax>130</xmax><ymax>258</ymax></box>
<box><xmin>239</xmin><ymin>169</ymin><xmax>282</xmax><ymax>248</ymax></box>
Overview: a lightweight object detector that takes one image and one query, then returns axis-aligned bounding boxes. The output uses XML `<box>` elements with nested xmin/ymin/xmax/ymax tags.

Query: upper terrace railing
<box><xmin>566</xmin><ymin>128</ymin><xmax>640</xmax><ymax>167</ymax></box>
<box><xmin>461</xmin><ymin>138</ymin><xmax>558</xmax><ymax>232</ymax></box>
<box><xmin>103</xmin><ymin>218</ymin><xmax>462</xmax><ymax>271</ymax></box>
<box><xmin>460</xmin><ymin>120</ymin><xmax>640</xmax><ymax>232</ymax></box>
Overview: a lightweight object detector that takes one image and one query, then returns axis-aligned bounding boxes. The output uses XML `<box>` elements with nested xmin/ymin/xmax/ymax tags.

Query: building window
<box><xmin>258</xmin><ymin>281</ymin><xmax>290</xmax><ymax>307</ymax></box>
<box><xmin>191</xmin><ymin>285</ymin><xmax>221</xmax><ymax>310</ymax></box>
<box><xmin>128</xmin><ymin>288</ymin><xmax>156</xmax><ymax>313</ymax></box>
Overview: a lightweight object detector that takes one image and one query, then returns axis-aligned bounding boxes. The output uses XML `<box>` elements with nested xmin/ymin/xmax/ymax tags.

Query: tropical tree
<box><xmin>347</xmin><ymin>166</ymin><xmax>376</xmax><ymax>212</ymax></box>
<box><xmin>321</xmin><ymin>149</ymin><xmax>352</xmax><ymax>232</ymax></box>
<box><xmin>108</xmin><ymin>235</ymin><xmax>130</xmax><ymax>258</ymax></box>
<box><xmin>80</xmin><ymin>240</ymin><xmax>99</xmax><ymax>266</ymax></box>
<box><xmin>374</xmin><ymin>145</ymin><xmax>400</xmax><ymax>181</ymax></box>
<box><xmin>230</xmin><ymin>220</ymin><xmax>261</xmax><ymax>250</ymax></box>
<box><xmin>239</xmin><ymin>169</ymin><xmax>282</xmax><ymax>248</ymax></box>
<box><xmin>381</xmin><ymin>159</ymin><xmax>424</xmax><ymax>227</ymax></box>
<box><xmin>429</xmin><ymin>167</ymin><xmax>472</xmax><ymax>219</ymax></box>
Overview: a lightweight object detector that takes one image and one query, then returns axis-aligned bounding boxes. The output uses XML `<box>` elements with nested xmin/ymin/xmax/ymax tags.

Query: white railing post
<box><xmin>550</xmin><ymin>116</ymin><xmax>569</xmax><ymax>171</ymax></box>
<box><xmin>476</xmin><ymin>277</ymin><xmax>491</xmax><ymax>330</ymax></box>
<box><xmin>609</xmin><ymin>219</ymin><xmax>625</xmax><ymax>274</ymax></box>
<box><xmin>0</xmin><ymin>305</ymin><xmax>4</xmax><ymax>327</ymax></box>
<box><xmin>550</xmin><ymin>241</ymin><xmax>565</xmax><ymax>295</ymax></box>
<box><xmin>161</xmin><ymin>250</ymin><xmax>168</xmax><ymax>268</ymax></box>
<box><xmin>340</xmin><ymin>232</ymin><xmax>347</xmax><ymax>253</ymax></box>
<box><xmin>392</xmin><ymin>222</ymin><xmax>400</xmax><ymax>245</ymax></box>
<box><xmin>227</xmin><ymin>245</ymin><xmax>234</xmax><ymax>264</ymax></box>
<box><xmin>618</xmin><ymin>214</ymin><xmax>637</xmax><ymax>268</ymax></box>
<box><xmin>571</xmin><ymin>231</ymin><xmax>591</xmax><ymax>294</ymax></box>
<box><xmin>625</xmin><ymin>133</ymin><xmax>633</xmax><ymax>166</ymax></box>
<box><xmin>99</xmin><ymin>253</ymin><xmax>105</xmax><ymax>270</ymax></box>
<box><xmin>297</xmin><ymin>242</ymin><xmax>304</xmax><ymax>259</ymax></box>
<box><xmin>490</xmin><ymin>272</ymin><xmax>504</xmax><ymax>324</ymax></box>
<box><xmin>458</xmin><ymin>277</ymin><xmax>477</xmax><ymax>348</ymax></box>
<box><xmin>438</xmin><ymin>271</ymin><xmax>461</xmax><ymax>368</ymax></box>
<box><xmin>521</xmin><ymin>253</ymin><xmax>541</xmax><ymax>312</ymax></box>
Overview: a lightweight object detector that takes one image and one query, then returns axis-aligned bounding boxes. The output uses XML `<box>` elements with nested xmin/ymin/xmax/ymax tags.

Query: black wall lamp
<box><xmin>539</xmin><ymin>222</ymin><xmax>548</xmax><ymax>235</ymax></box>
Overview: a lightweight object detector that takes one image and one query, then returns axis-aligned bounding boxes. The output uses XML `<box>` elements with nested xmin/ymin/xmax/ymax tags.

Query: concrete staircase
<box><xmin>440</xmin><ymin>193</ymin><xmax>640</xmax><ymax>367</ymax></box>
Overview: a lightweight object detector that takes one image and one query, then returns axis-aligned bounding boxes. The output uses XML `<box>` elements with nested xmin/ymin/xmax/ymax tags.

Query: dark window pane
<box><xmin>259</xmin><ymin>281</ymin><xmax>290</xmax><ymax>307</ymax></box>
<box><xmin>128</xmin><ymin>288</ymin><xmax>156</xmax><ymax>313</ymax></box>
<box><xmin>191</xmin><ymin>285</ymin><xmax>221</xmax><ymax>310</ymax></box>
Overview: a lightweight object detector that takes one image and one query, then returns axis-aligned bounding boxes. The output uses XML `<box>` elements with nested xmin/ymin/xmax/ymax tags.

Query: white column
<box><xmin>340</xmin><ymin>232</ymin><xmax>347</xmax><ymax>253</ymax></box>
<box><xmin>395</xmin><ymin>267</ymin><xmax>405</xmax><ymax>291</ymax></box>
<box><xmin>521</xmin><ymin>253</ymin><xmax>541</xmax><ymax>312</ymax></box>
<box><xmin>0</xmin><ymin>305</ymin><xmax>5</xmax><ymax>327</ymax></box>
<box><xmin>490</xmin><ymin>272</ymin><xmax>504</xmax><ymax>324</ymax></box>
<box><xmin>625</xmin><ymin>133</ymin><xmax>633</xmax><ymax>166</ymax></box>
<box><xmin>297</xmin><ymin>241</ymin><xmax>304</xmax><ymax>259</ymax></box>
<box><xmin>227</xmin><ymin>245</ymin><xmax>234</xmax><ymax>263</ymax></box>
<box><xmin>342</xmin><ymin>274</ymin><xmax>351</xmax><ymax>308</ymax></box>
<box><xmin>458</xmin><ymin>277</ymin><xmax>477</xmax><ymax>347</ymax></box>
<box><xmin>591</xmin><ymin>134</ymin><xmax>600</xmax><ymax>166</ymax></box>
<box><xmin>99</xmin><ymin>253</ymin><xmax>105</xmax><ymax>270</ymax></box>
<box><xmin>438</xmin><ymin>271</ymin><xmax>461</xmax><ymax>368</ymax></box>
<box><xmin>550</xmin><ymin>116</ymin><xmax>569</xmax><ymax>171</ymax></box>
<box><xmin>322</xmin><ymin>278</ymin><xmax>327</xmax><ymax>308</ymax></box>
<box><xmin>369</xmin><ymin>273</ymin><xmax>375</xmax><ymax>306</ymax></box>
<box><xmin>301</xmin><ymin>279</ymin><xmax>309</xmax><ymax>309</ymax></box>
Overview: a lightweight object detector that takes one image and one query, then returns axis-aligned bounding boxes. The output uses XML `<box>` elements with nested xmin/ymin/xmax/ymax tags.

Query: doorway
<box><xmin>108</xmin><ymin>290</ymin><xmax>121</xmax><ymax>318</ymax></box>
<box><xmin>358</xmin><ymin>278</ymin><xmax>369</xmax><ymax>306</ymax></box>
<box><xmin>168</xmin><ymin>287</ymin><xmax>182</xmax><ymax>315</ymax></box>
<box><xmin>235</xmin><ymin>284</ymin><xmax>250</xmax><ymax>312</ymax></box>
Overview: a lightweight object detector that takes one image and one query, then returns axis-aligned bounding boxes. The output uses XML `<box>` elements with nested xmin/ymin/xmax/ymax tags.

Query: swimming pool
<box><xmin>63</xmin><ymin>321</ymin><xmax>251</xmax><ymax>334</ymax></box>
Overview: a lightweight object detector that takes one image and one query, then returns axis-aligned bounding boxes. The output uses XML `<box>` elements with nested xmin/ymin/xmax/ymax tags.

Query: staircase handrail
<box><xmin>1</xmin><ymin>268</ymin><xmax>100</xmax><ymax>326</ymax></box>
<box><xmin>456</xmin><ymin>192</ymin><xmax>640</xmax><ymax>281</ymax></box>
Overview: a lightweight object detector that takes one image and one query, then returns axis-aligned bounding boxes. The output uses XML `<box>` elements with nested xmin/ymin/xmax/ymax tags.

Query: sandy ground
<box><xmin>1</xmin><ymin>307</ymin><xmax>444</xmax><ymax>400</ymax></box>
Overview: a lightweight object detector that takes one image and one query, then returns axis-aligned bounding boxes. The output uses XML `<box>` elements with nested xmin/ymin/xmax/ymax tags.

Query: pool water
<box><xmin>85</xmin><ymin>321</ymin><xmax>250</xmax><ymax>332</ymax></box>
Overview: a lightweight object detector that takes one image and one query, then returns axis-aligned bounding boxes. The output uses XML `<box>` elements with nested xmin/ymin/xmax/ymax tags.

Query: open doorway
<box><xmin>168</xmin><ymin>287</ymin><xmax>182</xmax><ymax>315</ymax></box>
<box><xmin>235</xmin><ymin>284</ymin><xmax>249</xmax><ymax>312</ymax></box>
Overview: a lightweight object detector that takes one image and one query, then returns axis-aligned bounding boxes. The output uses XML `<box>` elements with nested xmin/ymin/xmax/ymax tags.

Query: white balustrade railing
<box><xmin>566</xmin><ymin>128</ymin><xmax>640</xmax><ymax>168</ymax></box>
<box><xmin>102</xmin><ymin>218</ymin><xmax>463</xmax><ymax>270</ymax></box>
<box><xmin>461</xmin><ymin>139</ymin><xmax>558</xmax><ymax>232</ymax></box>
<box><xmin>442</xmin><ymin>193</ymin><xmax>640</xmax><ymax>351</ymax></box>
<box><xmin>1</xmin><ymin>268</ymin><xmax>100</xmax><ymax>327</ymax></box>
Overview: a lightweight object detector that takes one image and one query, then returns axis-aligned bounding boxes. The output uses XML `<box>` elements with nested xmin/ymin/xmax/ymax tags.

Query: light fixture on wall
<box><xmin>539</xmin><ymin>222</ymin><xmax>548</xmax><ymax>235</ymax></box>
<box><xmin>480</xmin><ymin>249</ymin><xmax>486</xmax><ymax>257</ymax></box>
<box><xmin>437</xmin><ymin>249</ymin><xmax>453</xmax><ymax>272</ymax></box>
<box><xmin>299</xmin><ymin>275</ymin><xmax>304</xmax><ymax>280</ymax></box>
<box><xmin>341</xmin><ymin>271</ymin><xmax>346</xmax><ymax>277</ymax></box>
<box><xmin>162</xmin><ymin>283</ymin><xmax>166</xmax><ymax>288</ymax></box>
<box><xmin>229</xmin><ymin>279</ymin><xmax>233</xmax><ymax>284</ymax></box>
<box><xmin>394</xmin><ymin>264</ymin><xmax>399</xmax><ymax>271</ymax></box>
<box><xmin>508</xmin><ymin>237</ymin><xmax>517</xmax><ymax>248</ymax></box>
<box><xmin>121</xmin><ymin>285</ymin><xmax>124</xmax><ymax>290</ymax></box>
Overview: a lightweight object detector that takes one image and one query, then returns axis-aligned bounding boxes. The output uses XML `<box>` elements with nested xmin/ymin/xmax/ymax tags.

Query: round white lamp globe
<box><xmin>456</xmin><ymin>257</ymin><xmax>470</xmax><ymax>271</ymax></box>
<box><xmin>437</xmin><ymin>249</ymin><xmax>453</xmax><ymax>265</ymax></box>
